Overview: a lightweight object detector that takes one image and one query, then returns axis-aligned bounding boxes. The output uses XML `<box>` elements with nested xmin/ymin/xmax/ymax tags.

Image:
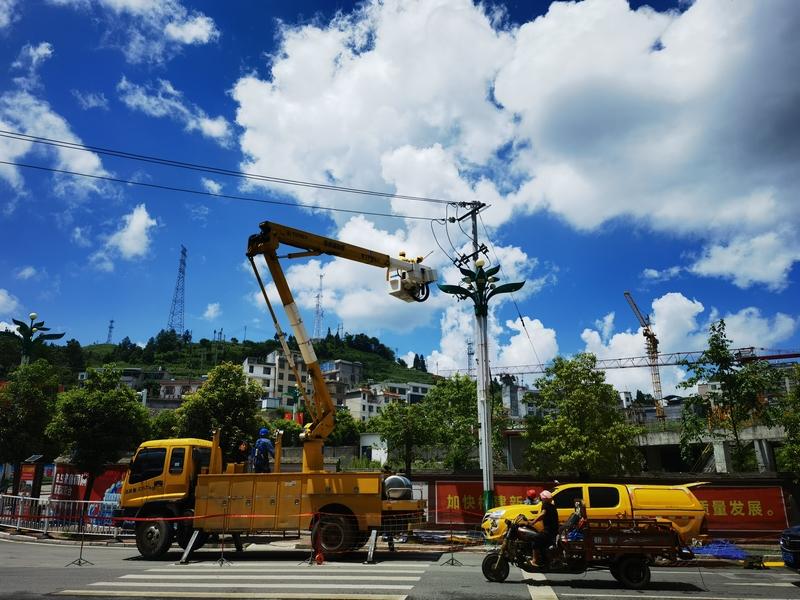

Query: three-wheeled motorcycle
<box><xmin>482</xmin><ymin>513</ymin><xmax>693</xmax><ymax>589</ymax></box>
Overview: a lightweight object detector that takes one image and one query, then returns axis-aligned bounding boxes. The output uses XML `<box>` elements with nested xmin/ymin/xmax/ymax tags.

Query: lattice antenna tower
<box><xmin>167</xmin><ymin>245</ymin><xmax>187</xmax><ymax>334</ymax></box>
<box><xmin>312</xmin><ymin>273</ymin><xmax>325</xmax><ymax>339</ymax></box>
<box><xmin>106</xmin><ymin>319</ymin><xmax>114</xmax><ymax>344</ymax></box>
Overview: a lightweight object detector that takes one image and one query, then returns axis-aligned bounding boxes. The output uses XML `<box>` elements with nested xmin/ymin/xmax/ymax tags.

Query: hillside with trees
<box><xmin>1</xmin><ymin>325</ymin><xmax>434</xmax><ymax>387</ymax></box>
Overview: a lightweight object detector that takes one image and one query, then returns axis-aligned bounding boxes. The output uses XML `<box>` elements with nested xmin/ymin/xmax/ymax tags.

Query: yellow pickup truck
<box><xmin>482</xmin><ymin>482</ymin><xmax>708</xmax><ymax>543</ymax></box>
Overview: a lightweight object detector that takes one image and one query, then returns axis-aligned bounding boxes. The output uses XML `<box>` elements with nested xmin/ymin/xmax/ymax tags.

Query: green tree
<box><xmin>329</xmin><ymin>408</ymin><xmax>362</xmax><ymax>446</ymax></box>
<box><xmin>151</xmin><ymin>409</ymin><xmax>179</xmax><ymax>439</ymax></box>
<box><xmin>525</xmin><ymin>353</ymin><xmax>643</xmax><ymax>477</ymax></box>
<box><xmin>177</xmin><ymin>362</ymin><xmax>261</xmax><ymax>458</ymax></box>
<box><xmin>64</xmin><ymin>339</ymin><xmax>86</xmax><ymax>374</ymax></box>
<box><xmin>423</xmin><ymin>374</ymin><xmax>507</xmax><ymax>471</ymax></box>
<box><xmin>776</xmin><ymin>366</ymin><xmax>800</xmax><ymax>473</ymax></box>
<box><xmin>0</xmin><ymin>332</ymin><xmax>21</xmax><ymax>377</ymax></box>
<box><xmin>47</xmin><ymin>365</ymin><xmax>151</xmax><ymax>500</ymax></box>
<box><xmin>369</xmin><ymin>400</ymin><xmax>431</xmax><ymax>475</ymax></box>
<box><xmin>263</xmin><ymin>417</ymin><xmax>303</xmax><ymax>447</ymax></box>
<box><xmin>0</xmin><ymin>360</ymin><xmax>59</xmax><ymax>491</ymax></box>
<box><xmin>680</xmin><ymin>320</ymin><xmax>782</xmax><ymax>471</ymax></box>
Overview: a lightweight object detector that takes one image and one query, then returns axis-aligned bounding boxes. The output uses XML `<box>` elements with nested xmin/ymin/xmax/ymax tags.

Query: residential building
<box><xmin>370</xmin><ymin>381</ymin><xmax>433</xmax><ymax>404</ymax></box>
<box><xmin>500</xmin><ymin>377</ymin><xmax>538</xmax><ymax>422</ymax></box>
<box><xmin>150</xmin><ymin>377</ymin><xmax>205</xmax><ymax>410</ymax></box>
<box><xmin>321</xmin><ymin>359</ymin><xmax>363</xmax><ymax>386</ymax></box>
<box><xmin>243</xmin><ymin>351</ymin><xmax>313</xmax><ymax>410</ymax></box>
<box><xmin>343</xmin><ymin>386</ymin><xmax>383</xmax><ymax>422</ymax></box>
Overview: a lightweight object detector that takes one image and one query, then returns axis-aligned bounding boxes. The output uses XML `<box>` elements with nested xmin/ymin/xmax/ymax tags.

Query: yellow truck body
<box><xmin>481</xmin><ymin>482</ymin><xmax>707</xmax><ymax>543</ymax></box>
<box><xmin>118</xmin><ymin>437</ymin><xmax>425</xmax><ymax>559</ymax></box>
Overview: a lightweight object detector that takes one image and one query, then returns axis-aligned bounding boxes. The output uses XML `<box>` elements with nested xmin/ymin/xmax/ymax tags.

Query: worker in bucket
<box><xmin>253</xmin><ymin>427</ymin><xmax>275</xmax><ymax>473</ymax></box>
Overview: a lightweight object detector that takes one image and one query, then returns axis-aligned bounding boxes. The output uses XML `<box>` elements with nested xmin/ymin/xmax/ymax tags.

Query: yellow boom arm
<box><xmin>246</xmin><ymin>220</ymin><xmax>436</xmax><ymax>471</ymax></box>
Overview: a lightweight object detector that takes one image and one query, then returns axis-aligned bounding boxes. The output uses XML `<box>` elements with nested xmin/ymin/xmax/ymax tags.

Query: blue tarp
<box><xmin>692</xmin><ymin>540</ymin><xmax>749</xmax><ymax>560</ymax></box>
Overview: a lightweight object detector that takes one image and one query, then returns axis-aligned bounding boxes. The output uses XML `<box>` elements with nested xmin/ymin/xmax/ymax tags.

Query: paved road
<box><xmin>2</xmin><ymin>536</ymin><xmax>799</xmax><ymax>600</ymax></box>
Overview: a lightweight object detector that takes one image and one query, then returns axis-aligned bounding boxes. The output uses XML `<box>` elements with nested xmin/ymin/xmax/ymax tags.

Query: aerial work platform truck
<box><xmin>117</xmin><ymin>220</ymin><xmax>437</xmax><ymax>559</ymax></box>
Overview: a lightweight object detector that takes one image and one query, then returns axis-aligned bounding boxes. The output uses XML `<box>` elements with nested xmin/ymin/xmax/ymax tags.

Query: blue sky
<box><xmin>1</xmin><ymin>0</ymin><xmax>798</xmax><ymax>395</ymax></box>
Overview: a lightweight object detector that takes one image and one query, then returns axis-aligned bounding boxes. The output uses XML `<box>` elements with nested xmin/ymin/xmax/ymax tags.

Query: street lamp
<box><xmin>10</xmin><ymin>312</ymin><xmax>65</xmax><ymax>365</ymax></box>
<box><xmin>438</xmin><ymin>260</ymin><xmax>524</xmax><ymax>511</ymax></box>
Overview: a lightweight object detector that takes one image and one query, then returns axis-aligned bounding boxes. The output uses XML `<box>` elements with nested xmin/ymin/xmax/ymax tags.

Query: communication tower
<box><xmin>167</xmin><ymin>245</ymin><xmax>187</xmax><ymax>334</ymax></box>
<box><xmin>106</xmin><ymin>319</ymin><xmax>114</xmax><ymax>344</ymax></box>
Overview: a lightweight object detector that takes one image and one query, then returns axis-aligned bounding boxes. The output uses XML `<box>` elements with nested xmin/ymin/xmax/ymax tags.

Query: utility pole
<box><xmin>438</xmin><ymin>201</ymin><xmax>525</xmax><ymax>511</ymax></box>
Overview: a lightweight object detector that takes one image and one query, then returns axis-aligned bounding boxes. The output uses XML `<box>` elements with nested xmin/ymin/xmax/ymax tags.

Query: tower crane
<box><xmin>624</xmin><ymin>291</ymin><xmax>665</xmax><ymax>420</ymax></box>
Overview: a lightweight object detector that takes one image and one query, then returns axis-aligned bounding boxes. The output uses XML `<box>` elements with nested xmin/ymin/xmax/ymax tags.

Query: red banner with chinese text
<box><xmin>692</xmin><ymin>486</ymin><xmax>788</xmax><ymax>532</ymax></box>
<box><xmin>434</xmin><ymin>481</ymin><xmax>789</xmax><ymax>532</ymax></box>
<box><xmin>434</xmin><ymin>481</ymin><xmax>547</xmax><ymax>524</ymax></box>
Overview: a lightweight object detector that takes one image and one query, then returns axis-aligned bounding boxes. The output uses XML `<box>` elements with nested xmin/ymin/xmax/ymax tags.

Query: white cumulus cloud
<box><xmin>48</xmin><ymin>0</ymin><xmax>219</xmax><ymax>64</ymax></box>
<box><xmin>232</xmin><ymin>0</ymin><xmax>800</xmax><ymax>291</ymax></box>
<box><xmin>201</xmin><ymin>177</ymin><xmax>222</xmax><ymax>194</ymax></box>
<box><xmin>92</xmin><ymin>204</ymin><xmax>157</xmax><ymax>271</ymax></box>
<box><xmin>12</xmin><ymin>42</ymin><xmax>54</xmax><ymax>89</ymax></box>
<box><xmin>0</xmin><ymin>0</ymin><xmax>20</xmax><ymax>30</ymax></box>
<box><xmin>690</xmin><ymin>231</ymin><xmax>800</xmax><ymax>291</ymax></box>
<box><xmin>72</xmin><ymin>89</ymin><xmax>109</xmax><ymax>110</ymax></box>
<box><xmin>203</xmin><ymin>302</ymin><xmax>221</xmax><ymax>320</ymax></box>
<box><xmin>15</xmin><ymin>266</ymin><xmax>37</xmax><ymax>280</ymax></box>
<box><xmin>164</xmin><ymin>14</ymin><xmax>218</xmax><ymax>44</ymax></box>
<box><xmin>117</xmin><ymin>77</ymin><xmax>233</xmax><ymax>146</ymax></box>
<box><xmin>581</xmin><ymin>291</ymin><xmax>799</xmax><ymax>396</ymax></box>
<box><xmin>0</xmin><ymin>288</ymin><xmax>21</xmax><ymax>315</ymax></box>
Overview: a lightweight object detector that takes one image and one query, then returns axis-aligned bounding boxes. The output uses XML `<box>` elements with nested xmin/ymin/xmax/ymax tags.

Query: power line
<box><xmin>0</xmin><ymin>129</ymin><xmax>455</xmax><ymax>206</ymax></box>
<box><xmin>0</xmin><ymin>159</ymin><xmax>440</xmax><ymax>222</ymax></box>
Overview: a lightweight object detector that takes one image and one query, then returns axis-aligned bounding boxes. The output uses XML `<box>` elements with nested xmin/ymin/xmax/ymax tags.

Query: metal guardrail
<box><xmin>0</xmin><ymin>494</ymin><xmax>130</xmax><ymax>537</ymax></box>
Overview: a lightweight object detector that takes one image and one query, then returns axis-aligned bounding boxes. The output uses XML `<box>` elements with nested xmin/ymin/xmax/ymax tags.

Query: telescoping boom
<box><xmin>246</xmin><ymin>220</ymin><xmax>437</xmax><ymax>471</ymax></box>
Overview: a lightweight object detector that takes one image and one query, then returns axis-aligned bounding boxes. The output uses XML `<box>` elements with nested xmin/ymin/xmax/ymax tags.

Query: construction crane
<box><xmin>624</xmin><ymin>291</ymin><xmax>665</xmax><ymax>420</ymax></box>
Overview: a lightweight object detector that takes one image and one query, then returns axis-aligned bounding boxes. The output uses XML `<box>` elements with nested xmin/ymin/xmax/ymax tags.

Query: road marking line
<box><xmin>89</xmin><ymin>582</ymin><xmax>414</xmax><ymax>590</ymax></box>
<box><xmin>169</xmin><ymin>559</ymin><xmax>438</xmax><ymax>571</ymax></box>
<box><xmin>523</xmin><ymin>572</ymin><xmax>558</xmax><ymax>600</ymax></box>
<box><xmin>148</xmin><ymin>568</ymin><xmax>426</xmax><ymax>574</ymax></box>
<box><xmin>57</xmin><ymin>592</ymin><xmax>408</xmax><ymax>599</ymax></box>
<box><xmin>561</xmin><ymin>595</ymin><xmax>799</xmax><ymax>600</ymax></box>
<box><xmin>124</xmin><ymin>574</ymin><xmax>420</xmax><ymax>581</ymax></box>
<box><xmin>723</xmin><ymin>582</ymin><xmax>794</xmax><ymax>587</ymax></box>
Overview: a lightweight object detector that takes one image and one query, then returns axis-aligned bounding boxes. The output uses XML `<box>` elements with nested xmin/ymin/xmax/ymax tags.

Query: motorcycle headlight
<box><xmin>486</xmin><ymin>510</ymin><xmax>505</xmax><ymax>520</ymax></box>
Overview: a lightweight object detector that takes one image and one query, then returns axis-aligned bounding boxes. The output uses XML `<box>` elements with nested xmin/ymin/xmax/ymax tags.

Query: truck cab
<box><xmin>119</xmin><ymin>438</ymin><xmax>211</xmax><ymax>513</ymax></box>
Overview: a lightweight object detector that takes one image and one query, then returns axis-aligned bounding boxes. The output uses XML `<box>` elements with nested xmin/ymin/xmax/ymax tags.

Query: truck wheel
<box><xmin>313</xmin><ymin>514</ymin><xmax>355</xmax><ymax>554</ymax></box>
<box><xmin>135</xmin><ymin>516</ymin><xmax>173</xmax><ymax>560</ymax></box>
<box><xmin>482</xmin><ymin>552</ymin><xmax>510</xmax><ymax>582</ymax></box>
<box><xmin>616</xmin><ymin>556</ymin><xmax>651</xmax><ymax>589</ymax></box>
<box><xmin>176</xmin><ymin>510</ymin><xmax>208</xmax><ymax>551</ymax></box>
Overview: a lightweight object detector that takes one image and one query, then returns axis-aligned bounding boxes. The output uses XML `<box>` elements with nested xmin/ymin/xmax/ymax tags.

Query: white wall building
<box><xmin>243</xmin><ymin>351</ymin><xmax>313</xmax><ymax>410</ymax></box>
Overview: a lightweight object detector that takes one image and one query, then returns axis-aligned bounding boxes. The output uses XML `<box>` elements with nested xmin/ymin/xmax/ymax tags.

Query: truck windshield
<box><xmin>129</xmin><ymin>448</ymin><xmax>167</xmax><ymax>484</ymax></box>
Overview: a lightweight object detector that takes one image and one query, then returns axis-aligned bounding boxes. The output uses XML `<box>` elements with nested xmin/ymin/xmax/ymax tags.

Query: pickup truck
<box><xmin>482</xmin><ymin>482</ymin><xmax>708</xmax><ymax>543</ymax></box>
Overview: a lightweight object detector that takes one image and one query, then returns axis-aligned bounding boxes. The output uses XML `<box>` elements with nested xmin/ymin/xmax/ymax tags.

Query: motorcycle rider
<box><xmin>521</xmin><ymin>490</ymin><xmax>558</xmax><ymax>567</ymax></box>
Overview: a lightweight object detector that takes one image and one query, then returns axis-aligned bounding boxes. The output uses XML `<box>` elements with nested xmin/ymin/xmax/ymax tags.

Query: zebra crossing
<box><xmin>55</xmin><ymin>559</ymin><xmax>433</xmax><ymax>599</ymax></box>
